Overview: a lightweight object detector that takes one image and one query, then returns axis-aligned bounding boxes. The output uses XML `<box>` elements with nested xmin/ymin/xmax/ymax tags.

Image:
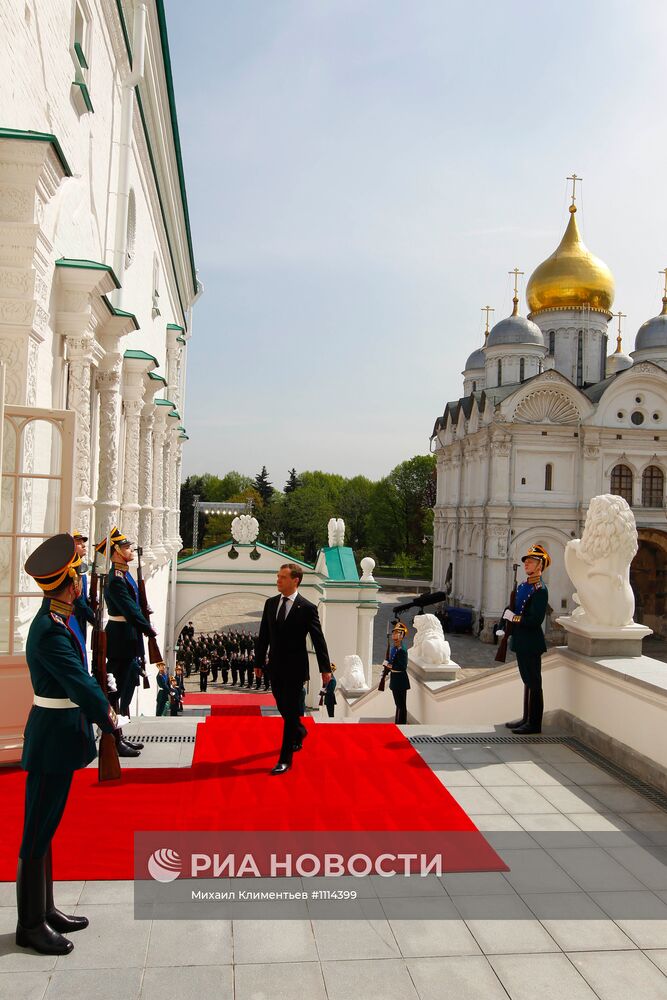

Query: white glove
<box><xmin>382</xmin><ymin>660</ymin><xmax>389</xmax><ymax>668</ymax></box>
<box><xmin>495</xmin><ymin>629</ymin><xmax>505</xmax><ymax>638</ymax></box>
<box><xmin>107</xmin><ymin>672</ymin><xmax>117</xmax><ymax>693</ymax></box>
<box><xmin>114</xmin><ymin>714</ymin><xmax>130</xmax><ymax>729</ymax></box>
<box><xmin>503</xmin><ymin>608</ymin><xmax>515</xmax><ymax>623</ymax></box>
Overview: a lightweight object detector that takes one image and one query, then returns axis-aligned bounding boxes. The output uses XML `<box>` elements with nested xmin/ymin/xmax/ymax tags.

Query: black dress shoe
<box><xmin>116</xmin><ymin>741</ymin><xmax>141</xmax><ymax>758</ymax></box>
<box><xmin>16</xmin><ymin>921</ymin><xmax>73</xmax><ymax>954</ymax></box>
<box><xmin>511</xmin><ymin>723</ymin><xmax>541</xmax><ymax>735</ymax></box>
<box><xmin>269</xmin><ymin>762</ymin><xmax>291</xmax><ymax>775</ymax></box>
<box><xmin>124</xmin><ymin>740</ymin><xmax>144</xmax><ymax>750</ymax></box>
<box><xmin>46</xmin><ymin>908</ymin><xmax>89</xmax><ymax>933</ymax></box>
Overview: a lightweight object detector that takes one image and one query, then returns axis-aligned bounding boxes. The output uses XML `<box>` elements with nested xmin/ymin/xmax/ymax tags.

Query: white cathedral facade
<box><xmin>0</xmin><ymin>1</ymin><xmax>198</xmax><ymax>760</ymax></box>
<box><xmin>431</xmin><ymin>193</ymin><xmax>667</xmax><ymax>642</ymax></box>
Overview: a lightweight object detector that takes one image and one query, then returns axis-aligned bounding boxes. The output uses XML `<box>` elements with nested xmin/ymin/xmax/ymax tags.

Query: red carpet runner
<box><xmin>2</xmin><ymin>717</ymin><xmax>507</xmax><ymax>879</ymax></box>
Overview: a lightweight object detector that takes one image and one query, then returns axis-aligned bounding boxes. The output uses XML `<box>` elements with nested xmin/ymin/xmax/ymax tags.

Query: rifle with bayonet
<box><xmin>495</xmin><ymin>563</ymin><xmax>519</xmax><ymax>664</ymax></box>
<box><xmin>136</xmin><ymin>546</ymin><xmax>165</xmax><ymax>670</ymax></box>
<box><xmin>92</xmin><ymin>534</ymin><xmax>121</xmax><ymax>782</ymax></box>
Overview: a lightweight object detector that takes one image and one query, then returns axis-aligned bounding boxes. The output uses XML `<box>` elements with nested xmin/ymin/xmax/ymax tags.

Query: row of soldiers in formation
<box><xmin>176</xmin><ymin>626</ymin><xmax>271</xmax><ymax>690</ymax></box>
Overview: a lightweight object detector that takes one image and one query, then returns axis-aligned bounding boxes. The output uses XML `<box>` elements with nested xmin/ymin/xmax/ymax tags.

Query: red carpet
<box><xmin>2</xmin><ymin>717</ymin><xmax>507</xmax><ymax>879</ymax></box>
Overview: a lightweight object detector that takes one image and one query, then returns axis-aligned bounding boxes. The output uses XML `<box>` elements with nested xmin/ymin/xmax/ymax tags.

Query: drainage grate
<box><xmin>409</xmin><ymin>734</ymin><xmax>667</xmax><ymax>812</ymax></box>
<box><xmin>123</xmin><ymin>734</ymin><xmax>196</xmax><ymax>744</ymax></box>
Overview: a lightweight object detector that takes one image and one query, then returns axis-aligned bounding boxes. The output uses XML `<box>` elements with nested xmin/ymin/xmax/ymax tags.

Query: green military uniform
<box><xmin>17</xmin><ymin>533</ymin><xmax>118</xmax><ymax>957</ymax></box>
<box><xmin>505</xmin><ymin>543</ymin><xmax>551</xmax><ymax>734</ymax></box>
<box><xmin>388</xmin><ymin>623</ymin><xmax>411</xmax><ymax>725</ymax></box>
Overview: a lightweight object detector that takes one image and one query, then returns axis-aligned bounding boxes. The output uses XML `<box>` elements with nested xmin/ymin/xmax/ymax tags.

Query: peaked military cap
<box><xmin>72</xmin><ymin>529</ymin><xmax>88</xmax><ymax>542</ymax></box>
<box><xmin>521</xmin><ymin>543</ymin><xmax>551</xmax><ymax>570</ymax></box>
<box><xmin>95</xmin><ymin>526</ymin><xmax>131</xmax><ymax>555</ymax></box>
<box><xmin>25</xmin><ymin>533</ymin><xmax>82</xmax><ymax>591</ymax></box>
<box><xmin>392</xmin><ymin>622</ymin><xmax>409</xmax><ymax>636</ymax></box>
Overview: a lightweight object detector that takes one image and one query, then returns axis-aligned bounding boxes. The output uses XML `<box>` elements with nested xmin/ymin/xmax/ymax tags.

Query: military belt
<box><xmin>33</xmin><ymin>695</ymin><xmax>77</xmax><ymax>709</ymax></box>
<box><xmin>107</xmin><ymin>615</ymin><xmax>126</xmax><ymax>622</ymax></box>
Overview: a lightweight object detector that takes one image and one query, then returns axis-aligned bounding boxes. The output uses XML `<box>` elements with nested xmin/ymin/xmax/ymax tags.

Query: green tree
<box><xmin>284</xmin><ymin>468</ymin><xmax>301</xmax><ymax>494</ymax></box>
<box><xmin>339</xmin><ymin>475</ymin><xmax>374</xmax><ymax>550</ymax></box>
<box><xmin>283</xmin><ymin>471</ymin><xmax>344</xmax><ymax>561</ymax></box>
<box><xmin>253</xmin><ymin>465</ymin><xmax>274</xmax><ymax>503</ymax></box>
<box><xmin>367</xmin><ymin>455</ymin><xmax>436</xmax><ymax>562</ymax></box>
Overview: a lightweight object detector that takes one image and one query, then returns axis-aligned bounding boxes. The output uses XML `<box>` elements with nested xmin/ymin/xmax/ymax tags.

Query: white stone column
<box><xmin>356</xmin><ymin>605</ymin><xmax>377</xmax><ymax>689</ymax></box>
<box><xmin>151</xmin><ymin>407</ymin><xmax>169</xmax><ymax>561</ymax></box>
<box><xmin>120</xmin><ymin>396</ymin><xmax>143</xmax><ymax>543</ymax></box>
<box><xmin>139</xmin><ymin>403</ymin><xmax>155</xmax><ymax>557</ymax></box>
<box><xmin>94</xmin><ymin>345</ymin><xmax>123</xmax><ymax>539</ymax></box>
<box><xmin>64</xmin><ymin>334</ymin><xmax>98</xmax><ymax>535</ymax></box>
<box><xmin>173</xmin><ymin>439</ymin><xmax>185</xmax><ymax>550</ymax></box>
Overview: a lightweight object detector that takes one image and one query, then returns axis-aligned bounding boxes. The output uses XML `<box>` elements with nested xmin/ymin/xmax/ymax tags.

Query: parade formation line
<box><xmin>2</xmin><ymin>716</ymin><xmax>507</xmax><ymax>879</ymax></box>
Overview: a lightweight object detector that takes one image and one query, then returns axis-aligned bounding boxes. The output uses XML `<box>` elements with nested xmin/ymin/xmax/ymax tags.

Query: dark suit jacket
<box><xmin>254</xmin><ymin>592</ymin><xmax>330</xmax><ymax>685</ymax></box>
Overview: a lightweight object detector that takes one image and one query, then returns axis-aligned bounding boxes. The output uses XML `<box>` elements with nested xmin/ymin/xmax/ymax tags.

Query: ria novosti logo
<box><xmin>147</xmin><ymin>849</ymin><xmax>182</xmax><ymax>883</ymax></box>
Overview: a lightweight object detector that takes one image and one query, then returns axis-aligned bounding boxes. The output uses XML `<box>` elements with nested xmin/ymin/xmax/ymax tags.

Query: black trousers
<box><xmin>20</xmin><ymin>772</ymin><xmax>73</xmax><ymax>860</ymax></box>
<box><xmin>272</xmin><ymin>681</ymin><xmax>306</xmax><ymax>764</ymax></box>
<box><xmin>516</xmin><ymin>651</ymin><xmax>543</xmax><ymax>692</ymax></box>
<box><xmin>392</xmin><ymin>688</ymin><xmax>408</xmax><ymax>725</ymax></box>
<box><xmin>199</xmin><ymin>672</ymin><xmax>208</xmax><ymax>692</ymax></box>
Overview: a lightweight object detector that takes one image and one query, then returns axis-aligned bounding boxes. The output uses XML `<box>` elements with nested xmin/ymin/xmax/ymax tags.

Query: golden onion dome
<box><xmin>526</xmin><ymin>205</ymin><xmax>615</xmax><ymax>316</ymax></box>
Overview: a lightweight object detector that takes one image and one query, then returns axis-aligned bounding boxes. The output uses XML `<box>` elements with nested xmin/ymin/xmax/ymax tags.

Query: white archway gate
<box><xmin>173</xmin><ymin>541</ymin><xmax>380</xmax><ymax>705</ymax></box>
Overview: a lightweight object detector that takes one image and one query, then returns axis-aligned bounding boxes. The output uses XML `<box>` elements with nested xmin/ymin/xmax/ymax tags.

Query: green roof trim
<box><xmin>148</xmin><ymin>372</ymin><xmax>167</xmax><ymax>384</ymax></box>
<box><xmin>167</xmin><ymin>323</ymin><xmax>185</xmax><ymax>332</ymax></box>
<box><xmin>177</xmin><ymin>426</ymin><xmax>186</xmax><ymax>432</ymax></box>
<box><xmin>57</xmin><ymin>259</ymin><xmax>121</xmax><ymax>288</ymax></box>
<box><xmin>179</xmin><ymin>434</ymin><xmax>189</xmax><ymax>440</ymax></box>
<box><xmin>72</xmin><ymin>79</ymin><xmax>94</xmax><ymax>113</ymax></box>
<box><xmin>176</xmin><ymin>336</ymin><xmax>186</xmax><ymax>344</ymax></box>
<box><xmin>168</xmin><ymin>410</ymin><xmax>180</xmax><ymax>419</ymax></box>
<box><xmin>74</xmin><ymin>41</ymin><xmax>89</xmax><ymax>69</ymax></box>
<box><xmin>101</xmin><ymin>294</ymin><xmax>139</xmax><ymax>329</ymax></box>
<box><xmin>0</xmin><ymin>127</ymin><xmax>72</xmax><ymax>176</ymax></box>
<box><xmin>321</xmin><ymin>546</ymin><xmax>360</xmax><ymax>582</ymax></box>
<box><xmin>155</xmin><ymin>398</ymin><xmax>174</xmax><ymax>406</ymax></box>
<box><xmin>114</xmin><ymin>1</ymin><xmax>197</xmax><ymax>321</ymax></box>
<box><xmin>123</xmin><ymin>349</ymin><xmax>158</xmax><ymax>367</ymax></box>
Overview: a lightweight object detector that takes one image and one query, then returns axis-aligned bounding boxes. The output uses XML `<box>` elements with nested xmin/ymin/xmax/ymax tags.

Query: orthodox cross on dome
<box><xmin>508</xmin><ymin>268</ymin><xmax>524</xmax><ymax>316</ymax></box>
<box><xmin>567</xmin><ymin>173</ymin><xmax>582</xmax><ymax>210</ymax></box>
<box><xmin>659</xmin><ymin>267</ymin><xmax>667</xmax><ymax>315</ymax></box>
<box><xmin>613</xmin><ymin>310</ymin><xmax>626</xmax><ymax>353</ymax></box>
<box><xmin>481</xmin><ymin>305</ymin><xmax>494</xmax><ymax>341</ymax></box>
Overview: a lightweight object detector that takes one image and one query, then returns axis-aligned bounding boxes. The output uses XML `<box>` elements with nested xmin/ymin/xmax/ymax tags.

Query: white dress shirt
<box><xmin>276</xmin><ymin>592</ymin><xmax>297</xmax><ymax>619</ymax></box>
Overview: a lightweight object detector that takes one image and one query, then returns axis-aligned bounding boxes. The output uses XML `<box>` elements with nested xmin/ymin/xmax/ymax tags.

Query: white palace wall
<box><xmin>0</xmin><ymin>1</ymin><xmax>198</xmax><ymax>759</ymax></box>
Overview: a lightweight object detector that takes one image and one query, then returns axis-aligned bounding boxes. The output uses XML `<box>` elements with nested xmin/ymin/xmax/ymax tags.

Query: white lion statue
<box><xmin>231</xmin><ymin>514</ymin><xmax>259</xmax><ymax>544</ymax></box>
<box><xmin>410</xmin><ymin>614</ymin><xmax>451</xmax><ymax>665</ymax></box>
<box><xmin>565</xmin><ymin>493</ymin><xmax>638</xmax><ymax>627</ymax></box>
<box><xmin>337</xmin><ymin>653</ymin><xmax>367</xmax><ymax>691</ymax></box>
<box><xmin>327</xmin><ymin>517</ymin><xmax>345</xmax><ymax>547</ymax></box>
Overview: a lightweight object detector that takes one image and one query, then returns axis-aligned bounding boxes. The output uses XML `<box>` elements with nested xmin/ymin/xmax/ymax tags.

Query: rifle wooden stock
<box><xmin>147</xmin><ymin>634</ymin><xmax>164</xmax><ymax>666</ymax></box>
<box><xmin>93</xmin><ymin>584</ymin><xmax>121</xmax><ymax>782</ymax></box>
<box><xmin>495</xmin><ymin>564</ymin><xmax>519</xmax><ymax>664</ymax></box>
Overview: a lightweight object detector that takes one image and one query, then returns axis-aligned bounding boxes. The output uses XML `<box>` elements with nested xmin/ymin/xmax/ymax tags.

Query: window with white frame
<box><xmin>71</xmin><ymin>0</ymin><xmax>94</xmax><ymax>113</ymax></box>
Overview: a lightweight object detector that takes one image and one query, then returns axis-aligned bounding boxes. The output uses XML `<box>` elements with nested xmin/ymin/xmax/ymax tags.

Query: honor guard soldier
<box><xmin>96</xmin><ymin>527</ymin><xmax>154</xmax><ymax>757</ymax></box>
<box><xmin>17</xmin><ymin>533</ymin><xmax>124</xmax><ymax>956</ymax></box>
<box><xmin>71</xmin><ymin>530</ymin><xmax>95</xmax><ymax>657</ymax></box>
<box><xmin>388</xmin><ymin>622</ymin><xmax>410</xmax><ymax>724</ymax></box>
<box><xmin>503</xmin><ymin>544</ymin><xmax>550</xmax><ymax>735</ymax></box>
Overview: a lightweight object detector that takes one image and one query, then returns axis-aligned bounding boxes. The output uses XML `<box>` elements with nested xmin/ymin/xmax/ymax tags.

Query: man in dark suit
<box><xmin>255</xmin><ymin>563</ymin><xmax>331</xmax><ymax>775</ymax></box>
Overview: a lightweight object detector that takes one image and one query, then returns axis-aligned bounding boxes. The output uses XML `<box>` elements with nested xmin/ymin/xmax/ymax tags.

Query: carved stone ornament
<box><xmin>327</xmin><ymin>517</ymin><xmax>345</xmax><ymax>547</ymax></box>
<box><xmin>337</xmin><ymin>654</ymin><xmax>369</xmax><ymax>692</ymax></box>
<box><xmin>231</xmin><ymin>514</ymin><xmax>259</xmax><ymax>544</ymax></box>
<box><xmin>564</xmin><ymin>493</ymin><xmax>638</xmax><ymax>627</ymax></box>
<box><xmin>410</xmin><ymin>614</ymin><xmax>451</xmax><ymax>665</ymax></box>
<box><xmin>514</xmin><ymin>389</ymin><xmax>580</xmax><ymax>424</ymax></box>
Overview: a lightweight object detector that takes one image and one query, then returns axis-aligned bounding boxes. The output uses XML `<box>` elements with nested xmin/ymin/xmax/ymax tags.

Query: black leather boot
<box><xmin>16</xmin><ymin>857</ymin><xmax>73</xmax><ymax>955</ymax></box>
<box><xmin>115</xmin><ymin>732</ymin><xmax>141</xmax><ymax>757</ymax></box>
<box><xmin>513</xmin><ymin>689</ymin><xmax>543</xmax><ymax>735</ymax></box>
<box><xmin>505</xmin><ymin>685</ymin><xmax>529</xmax><ymax>729</ymax></box>
<box><xmin>45</xmin><ymin>845</ymin><xmax>88</xmax><ymax>933</ymax></box>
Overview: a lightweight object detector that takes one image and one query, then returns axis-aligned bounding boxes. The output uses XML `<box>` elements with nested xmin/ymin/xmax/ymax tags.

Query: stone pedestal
<box><xmin>408</xmin><ymin>651</ymin><xmax>461</xmax><ymax>681</ymax></box>
<box><xmin>556</xmin><ymin>615</ymin><xmax>652</xmax><ymax>657</ymax></box>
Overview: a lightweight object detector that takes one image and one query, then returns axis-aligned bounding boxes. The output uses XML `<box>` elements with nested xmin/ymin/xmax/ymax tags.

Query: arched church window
<box><xmin>610</xmin><ymin>464</ymin><xmax>633</xmax><ymax>505</ymax></box>
<box><xmin>548</xmin><ymin>331</ymin><xmax>555</xmax><ymax>355</ymax></box>
<box><xmin>497</xmin><ymin>359</ymin><xmax>502</xmax><ymax>387</ymax></box>
<box><xmin>472</xmin><ymin>380</ymin><xmax>477</xmax><ymax>392</ymax></box>
<box><xmin>519</xmin><ymin>358</ymin><xmax>525</xmax><ymax>382</ymax></box>
<box><xmin>545</xmin><ymin>463</ymin><xmax>553</xmax><ymax>491</ymax></box>
<box><xmin>576</xmin><ymin>331</ymin><xmax>583</xmax><ymax>387</ymax></box>
<box><xmin>642</xmin><ymin>465</ymin><xmax>664</xmax><ymax>508</ymax></box>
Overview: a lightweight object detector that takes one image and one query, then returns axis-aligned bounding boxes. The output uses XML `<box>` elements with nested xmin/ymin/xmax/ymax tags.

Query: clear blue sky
<box><xmin>165</xmin><ymin>0</ymin><xmax>667</xmax><ymax>488</ymax></box>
